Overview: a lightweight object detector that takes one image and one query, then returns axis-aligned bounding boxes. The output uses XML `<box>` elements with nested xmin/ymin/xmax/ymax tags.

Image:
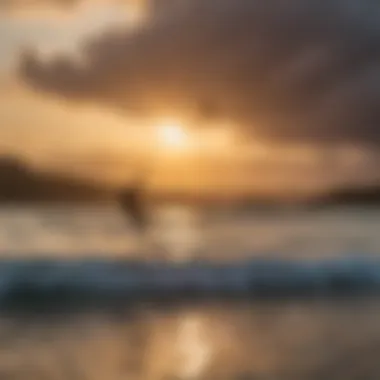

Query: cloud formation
<box><xmin>17</xmin><ymin>0</ymin><xmax>380</xmax><ymax>147</ymax></box>
<box><xmin>0</xmin><ymin>0</ymin><xmax>77</xmax><ymax>11</ymax></box>
<box><xmin>0</xmin><ymin>0</ymin><xmax>147</xmax><ymax>13</ymax></box>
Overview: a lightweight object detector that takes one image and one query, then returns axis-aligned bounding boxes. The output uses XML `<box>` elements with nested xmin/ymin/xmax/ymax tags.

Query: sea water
<box><xmin>0</xmin><ymin>204</ymin><xmax>380</xmax><ymax>379</ymax></box>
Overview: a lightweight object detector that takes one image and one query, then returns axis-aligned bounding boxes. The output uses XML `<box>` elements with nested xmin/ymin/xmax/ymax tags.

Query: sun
<box><xmin>157</xmin><ymin>121</ymin><xmax>189</xmax><ymax>149</ymax></box>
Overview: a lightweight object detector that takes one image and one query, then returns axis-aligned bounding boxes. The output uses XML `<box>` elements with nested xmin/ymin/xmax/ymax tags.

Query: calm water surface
<box><xmin>0</xmin><ymin>204</ymin><xmax>379</xmax><ymax>259</ymax></box>
<box><xmin>0</xmin><ymin>204</ymin><xmax>380</xmax><ymax>379</ymax></box>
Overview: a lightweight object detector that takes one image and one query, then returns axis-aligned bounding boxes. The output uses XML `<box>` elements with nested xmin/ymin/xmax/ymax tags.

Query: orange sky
<box><xmin>1</xmin><ymin>0</ymin><xmax>380</xmax><ymax>198</ymax></box>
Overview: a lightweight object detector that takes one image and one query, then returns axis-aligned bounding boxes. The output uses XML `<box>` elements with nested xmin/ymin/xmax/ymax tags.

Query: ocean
<box><xmin>0</xmin><ymin>204</ymin><xmax>380</xmax><ymax>379</ymax></box>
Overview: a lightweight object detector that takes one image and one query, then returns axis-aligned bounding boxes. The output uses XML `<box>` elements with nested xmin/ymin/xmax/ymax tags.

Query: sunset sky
<box><xmin>1</xmin><ymin>0</ymin><xmax>380</xmax><ymax>198</ymax></box>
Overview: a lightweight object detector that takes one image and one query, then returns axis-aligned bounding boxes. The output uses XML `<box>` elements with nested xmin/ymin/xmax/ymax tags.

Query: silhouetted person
<box><xmin>119</xmin><ymin>180</ymin><xmax>147</xmax><ymax>230</ymax></box>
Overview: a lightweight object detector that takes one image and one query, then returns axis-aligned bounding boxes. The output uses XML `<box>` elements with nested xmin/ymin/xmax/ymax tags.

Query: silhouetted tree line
<box><xmin>0</xmin><ymin>156</ymin><xmax>112</xmax><ymax>203</ymax></box>
<box><xmin>312</xmin><ymin>184</ymin><xmax>380</xmax><ymax>207</ymax></box>
<box><xmin>1</xmin><ymin>154</ymin><xmax>379</xmax><ymax>206</ymax></box>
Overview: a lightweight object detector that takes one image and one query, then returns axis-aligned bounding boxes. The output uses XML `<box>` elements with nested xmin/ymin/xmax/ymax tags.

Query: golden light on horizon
<box><xmin>156</xmin><ymin>121</ymin><xmax>190</xmax><ymax>150</ymax></box>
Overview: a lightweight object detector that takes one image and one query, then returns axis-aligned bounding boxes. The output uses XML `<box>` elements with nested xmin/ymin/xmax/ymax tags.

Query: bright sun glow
<box><xmin>157</xmin><ymin>122</ymin><xmax>189</xmax><ymax>149</ymax></box>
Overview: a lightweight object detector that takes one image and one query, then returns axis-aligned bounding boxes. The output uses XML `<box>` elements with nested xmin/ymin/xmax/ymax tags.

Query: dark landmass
<box><xmin>1</xmin><ymin>154</ymin><xmax>380</xmax><ymax>207</ymax></box>
<box><xmin>309</xmin><ymin>184</ymin><xmax>380</xmax><ymax>208</ymax></box>
<box><xmin>134</xmin><ymin>186</ymin><xmax>380</xmax><ymax>210</ymax></box>
<box><xmin>150</xmin><ymin>190</ymin><xmax>289</xmax><ymax>207</ymax></box>
<box><xmin>157</xmin><ymin>185</ymin><xmax>380</xmax><ymax>210</ymax></box>
<box><xmin>0</xmin><ymin>156</ymin><xmax>112</xmax><ymax>203</ymax></box>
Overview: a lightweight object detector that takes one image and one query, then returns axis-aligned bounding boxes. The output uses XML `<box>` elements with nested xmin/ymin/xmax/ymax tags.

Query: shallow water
<box><xmin>0</xmin><ymin>204</ymin><xmax>380</xmax><ymax>379</ymax></box>
<box><xmin>0</xmin><ymin>204</ymin><xmax>379</xmax><ymax>259</ymax></box>
<box><xmin>2</xmin><ymin>300</ymin><xmax>380</xmax><ymax>380</ymax></box>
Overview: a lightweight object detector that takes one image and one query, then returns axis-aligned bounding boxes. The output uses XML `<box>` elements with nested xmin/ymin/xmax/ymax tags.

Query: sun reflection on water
<box><xmin>175</xmin><ymin>313</ymin><xmax>212</xmax><ymax>379</ymax></box>
<box><xmin>146</xmin><ymin>205</ymin><xmax>212</xmax><ymax>380</ymax></box>
<box><xmin>0</xmin><ymin>206</ymin><xmax>380</xmax><ymax>379</ymax></box>
<box><xmin>148</xmin><ymin>205</ymin><xmax>204</xmax><ymax>262</ymax></box>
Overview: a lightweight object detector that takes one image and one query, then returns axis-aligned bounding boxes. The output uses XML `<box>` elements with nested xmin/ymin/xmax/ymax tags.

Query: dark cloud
<box><xmin>17</xmin><ymin>0</ymin><xmax>380</xmax><ymax>147</ymax></box>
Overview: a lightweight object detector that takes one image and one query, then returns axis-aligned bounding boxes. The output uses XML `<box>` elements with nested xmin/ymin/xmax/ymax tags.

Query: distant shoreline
<box><xmin>0</xmin><ymin>156</ymin><xmax>112</xmax><ymax>203</ymax></box>
<box><xmin>1</xmin><ymin>155</ymin><xmax>380</xmax><ymax>208</ymax></box>
<box><xmin>306</xmin><ymin>185</ymin><xmax>380</xmax><ymax>209</ymax></box>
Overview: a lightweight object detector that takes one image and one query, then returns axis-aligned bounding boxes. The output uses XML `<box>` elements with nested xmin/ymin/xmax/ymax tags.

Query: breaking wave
<box><xmin>0</xmin><ymin>257</ymin><xmax>380</xmax><ymax>313</ymax></box>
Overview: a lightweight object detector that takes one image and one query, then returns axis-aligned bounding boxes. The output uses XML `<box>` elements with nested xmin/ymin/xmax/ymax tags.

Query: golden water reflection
<box><xmin>146</xmin><ymin>206</ymin><xmax>211</xmax><ymax>379</ymax></box>
<box><xmin>2</xmin><ymin>300</ymin><xmax>380</xmax><ymax>379</ymax></box>
<box><xmin>147</xmin><ymin>205</ymin><xmax>204</xmax><ymax>261</ymax></box>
